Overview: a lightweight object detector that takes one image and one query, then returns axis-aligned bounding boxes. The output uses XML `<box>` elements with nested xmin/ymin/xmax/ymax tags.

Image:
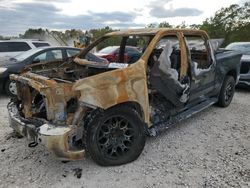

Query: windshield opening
<box><xmin>80</xmin><ymin>35</ymin><xmax>152</xmax><ymax>65</ymax></box>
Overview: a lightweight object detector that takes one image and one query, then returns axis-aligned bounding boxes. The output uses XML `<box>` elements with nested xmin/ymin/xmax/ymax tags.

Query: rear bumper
<box><xmin>7</xmin><ymin>102</ymin><xmax>85</xmax><ymax>160</ymax></box>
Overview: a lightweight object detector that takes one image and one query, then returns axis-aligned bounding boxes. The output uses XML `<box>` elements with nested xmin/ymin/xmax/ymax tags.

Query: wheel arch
<box><xmin>83</xmin><ymin>101</ymin><xmax>147</xmax><ymax>132</ymax></box>
<box><xmin>107</xmin><ymin>101</ymin><xmax>145</xmax><ymax>121</ymax></box>
<box><xmin>226</xmin><ymin>69</ymin><xmax>237</xmax><ymax>82</ymax></box>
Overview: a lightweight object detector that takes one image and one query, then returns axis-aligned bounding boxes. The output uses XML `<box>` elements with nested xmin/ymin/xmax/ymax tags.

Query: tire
<box><xmin>5</xmin><ymin>79</ymin><xmax>17</xmax><ymax>97</ymax></box>
<box><xmin>217</xmin><ymin>76</ymin><xmax>235</xmax><ymax>107</ymax></box>
<box><xmin>86</xmin><ymin>106</ymin><xmax>146</xmax><ymax>166</ymax></box>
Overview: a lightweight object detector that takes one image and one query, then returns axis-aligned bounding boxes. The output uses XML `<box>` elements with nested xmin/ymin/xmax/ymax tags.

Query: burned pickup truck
<box><xmin>8</xmin><ymin>29</ymin><xmax>242</xmax><ymax>166</ymax></box>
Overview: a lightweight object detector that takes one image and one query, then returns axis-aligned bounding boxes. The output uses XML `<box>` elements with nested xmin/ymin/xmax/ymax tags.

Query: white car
<box><xmin>0</xmin><ymin>39</ymin><xmax>50</xmax><ymax>59</ymax></box>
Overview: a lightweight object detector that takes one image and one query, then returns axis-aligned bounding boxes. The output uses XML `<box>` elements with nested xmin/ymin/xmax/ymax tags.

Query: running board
<box><xmin>148</xmin><ymin>98</ymin><xmax>218</xmax><ymax>136</ymax></box>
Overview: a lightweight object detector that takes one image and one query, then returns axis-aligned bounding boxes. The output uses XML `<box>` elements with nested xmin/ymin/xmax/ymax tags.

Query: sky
<box><xmin>0</xmin><ymin>0</ymin><xmax>248</xmax><ymax>36</ymax></box>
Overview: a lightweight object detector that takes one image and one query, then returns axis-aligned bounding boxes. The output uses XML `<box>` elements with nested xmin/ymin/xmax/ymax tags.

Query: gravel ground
<box><xmin>0</xmin><ymin>90</ymin><xmax>249</xmax><ymax>188</ymax></box>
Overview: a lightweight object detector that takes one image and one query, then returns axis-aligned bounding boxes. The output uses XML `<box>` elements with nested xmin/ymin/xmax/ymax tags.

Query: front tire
<box><xmin>217</xmin><ymin>76</ymin><xmax>235</xmax><ymax>107</ymax></box>
<box><xmin>5</xmin><ymin>79</ymin><xmax>17</xmax><ymax>97</ymax></box>
<box><xmin>86</xmin><ymin>106</ymin><xmax>146</xmax><ymax>166</ymax></box>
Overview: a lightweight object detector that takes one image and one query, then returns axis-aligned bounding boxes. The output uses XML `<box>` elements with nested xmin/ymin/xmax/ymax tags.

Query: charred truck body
<box><xmin>8</xmin><ymin>29</ymin><xmax>242</xmax><ymax>166</ymax></box>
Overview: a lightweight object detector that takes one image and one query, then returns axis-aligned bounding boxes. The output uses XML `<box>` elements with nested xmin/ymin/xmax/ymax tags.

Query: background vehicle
<box><xmin>8</xmin><ymin>29</ymin><xmax>242</xmax><ymax>166</ymax></box>
<box><xmin>0</xmin><ymin>39</ymin><xmax>50</xmax><ymax>59</ymax></box>
<box><xmin>0</xmin><ymin>46</ymin><xmax>106</xmax><ymax>96</ymax></box>
<box><xmin>226</xmin><ymin>42</ymin><xmax>250</xmax><ymax>88</ymax></box>
<box><xmin>95</xmin><ymin>46</ymin><xmax>141</xmax><ymax>64</ymax></box>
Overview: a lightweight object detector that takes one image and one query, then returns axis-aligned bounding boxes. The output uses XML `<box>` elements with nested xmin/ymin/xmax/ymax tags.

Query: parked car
<box><xmin>0</xmin><ymin>39</ymin><xmax>50</xmax><ymax>59</ymax></box>
<box><xmin>0</xmin><ymin>46</ymin><xmax>107</xmax><ymax>96</ymax></box>
<box><xmin>225</xmin><ymin>42</ymin><xmax>250</xmax><ymax>88</ymax></box>
<box><xmin>95</xmin><ymin>46</ymin><xmax>141</xmax><ymax>64</ymax></box>
<box><xmin>8</xmin><ymin>29</ymin><xmax>242</xmax><ymax>166</ymax></box>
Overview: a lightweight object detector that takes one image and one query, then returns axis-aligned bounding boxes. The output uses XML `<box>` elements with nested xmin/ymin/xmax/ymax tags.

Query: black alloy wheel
<box><xmin>86</xmin><ymin>106</ymin><xmax>146</xmax><ymax>166</ymax></box>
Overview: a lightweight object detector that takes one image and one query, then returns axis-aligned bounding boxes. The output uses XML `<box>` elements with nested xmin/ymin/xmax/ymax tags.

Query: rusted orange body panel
<box><xmin>73</xmin><ymin>58</ymin><xmax>150</xmax><ymax>123</ymax></box>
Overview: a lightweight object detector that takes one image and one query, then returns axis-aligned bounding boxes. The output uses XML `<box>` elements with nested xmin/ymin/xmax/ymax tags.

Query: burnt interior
<box><xmin>31</xmin><ymin>91</ymin><xmax>46</xmax><ymax>119</ymax></box>
<box><xmin>185</xmin><ymin>35</ymin><xmax>211</xmax><ymax>69</ymax></box>
<box><xmin>148</xmin><ymin>35</ymin><xmax>188</xmax><ymax>124</ymax></box>
<box><xmin>28</xmin><ymin>60</ymin><xmax>110</xmax><ymax>82</ymax></box>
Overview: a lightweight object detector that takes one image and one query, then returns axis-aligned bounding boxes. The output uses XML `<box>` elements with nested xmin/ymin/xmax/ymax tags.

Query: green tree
<box><xmin>89</xmin><ymin>26</ymin><xmax>115</xmax><ymax>40</ymax></box>
<box><xmin>158</xmin><ymin>21</ymin><xmax>172</xmax><ymax>28</ymax></box>
<box><xmin>176</xmin><ymin>22</ymin><xmax>187</xmax><ymax>29</ymax></box>
<box><xmin>20</xmin><ymin>28</ymin><xmax>46</xmax><ymax>39</ymax></box>
<box><xmin>89</xmin><ymin>26</ymin><xmax>119</xmax><ymax>50</ymax></box>
<box><xmin>146</xmin><ymin>23</ymin><xmax>157</xmax><ymax>28</ymax></box>
<box><xmin>199</xmin><ymin>2</ymin><xmax>250</xmax><ymax>45</ymax></box>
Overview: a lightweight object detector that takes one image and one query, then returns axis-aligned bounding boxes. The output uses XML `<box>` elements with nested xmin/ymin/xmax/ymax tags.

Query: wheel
<box><xmin>5</xmin><ymin>79</ymin><xmax>17</xmax><ymax>97</ymax></box>
<box><xmin>86</xmin><ymin>106</ymin><xmax>146</xmax><ymax>166</ymax></box>
<box><xmin>217</xmin><ymin>76</ymin><xmax>235</xmax><ymax>107</ymax></box>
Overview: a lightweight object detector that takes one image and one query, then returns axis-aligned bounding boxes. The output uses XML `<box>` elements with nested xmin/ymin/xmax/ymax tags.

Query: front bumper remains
<box><xmin>7</xmin><ymin>102</ymin><xmax>85</xmax><ymax>161</ymax></box>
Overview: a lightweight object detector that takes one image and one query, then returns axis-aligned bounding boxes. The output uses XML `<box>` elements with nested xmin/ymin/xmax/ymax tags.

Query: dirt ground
<box><xmin>0</xmin><ymin>90</ymin><xmax>249</xmax><ymax>188</ymax></box>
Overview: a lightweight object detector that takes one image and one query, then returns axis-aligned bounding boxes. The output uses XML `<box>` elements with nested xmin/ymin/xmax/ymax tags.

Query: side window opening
<box><xmin>82</xmin><ymin>35</ymin><xmax>150</xmax><ymax>65</ymax></box>
<box><xmin>46</xmin><ymin>51</ymin><xmax>56</xmax><ymax>61</ymax></box>
<box><xmin>34</xmin><ymin>52</ymin><xmax>46</xmax><ymax>62</ymax></box>
<box><xmin>149</xmin><ymin>36</ymin><xmax>181</xmax><ymax>81</ymax></box>
<box><xmin>66</xmin><ymin>49</ymin><xmax>80</xmax><ymax>57</ymax></box>
<box><xmin>0</xmin><ymin>42</ymin><xmax>31</xmax><ymax>52</ymax></box>
<box><xmin>149</xmin><ymin>35</ymin><xmax>190</xmax><ymax>105</ymax></box>
<box><xmin>48</xmin><ymin>50</ymin><xmax>62</xmax><ymax>60</ymax></box>
<box><xmin>185</xmin><ymin>36</ymin><xmax>211</xmax><ymax>71</ymax></box>
<box><xmin>33</xmin><ymin>50</ymin><xmax>62</xmax><ymax>62</ymax></box>
<box><xmin>158</xmin><ymin>39</ymin><xmax>181</xmax><ymax>81</ymax></box>
<box><xmin>93</xmin><ymin>36</ymin><xmax>123</xmax><ymax>63</ymax></box>
<box><xmin>0</xmin><ymin>43</ymin><xmax>8</xmax><ymax>52</ymax></box>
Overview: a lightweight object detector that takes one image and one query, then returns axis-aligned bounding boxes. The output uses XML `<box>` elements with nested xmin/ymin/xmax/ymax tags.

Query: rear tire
<box><xmin>217</xmin><ymin>76</ymin><xmax>235</xmax><ymax>107</ymax></box>
<box><xmin>86</xmin><ymin>106</ymin><xmax>146</xmax><ymax>166</ymax></box>
<box><xmin>5</xmin><ymin>79</ymin><xmax>17</xmax><ymax>97</ymax></box>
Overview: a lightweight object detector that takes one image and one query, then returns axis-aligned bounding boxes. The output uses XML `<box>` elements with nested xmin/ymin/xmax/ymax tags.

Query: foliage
<box><xmin>146</xmin><ymin>23</ymin><xmax>157</xmax><ymax>28</ymax></box>
<box><xmin>176</xmin><ymin>22</ymin><xmax>188</xmax><ymax>29</ymax></box>
<box><xmin>158</xmin><ymin>21</ymin><xmax>173</xmax><ymax>28</ymax></box>
<box><xmin>89</xmin><ymin>26</ymin><xmax>120</xmax><ymax>50</ymax></box>
<box><xmin>199</xmin><ymin>2</ymin><xmax>250</xmax><ymax>45</ymax></box>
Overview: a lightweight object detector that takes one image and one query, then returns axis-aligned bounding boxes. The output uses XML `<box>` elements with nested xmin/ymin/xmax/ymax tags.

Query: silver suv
<box><xmin>0</xmin><ymin>39</ymin><xmax>50</xmax><ymax>59</ymax></box>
